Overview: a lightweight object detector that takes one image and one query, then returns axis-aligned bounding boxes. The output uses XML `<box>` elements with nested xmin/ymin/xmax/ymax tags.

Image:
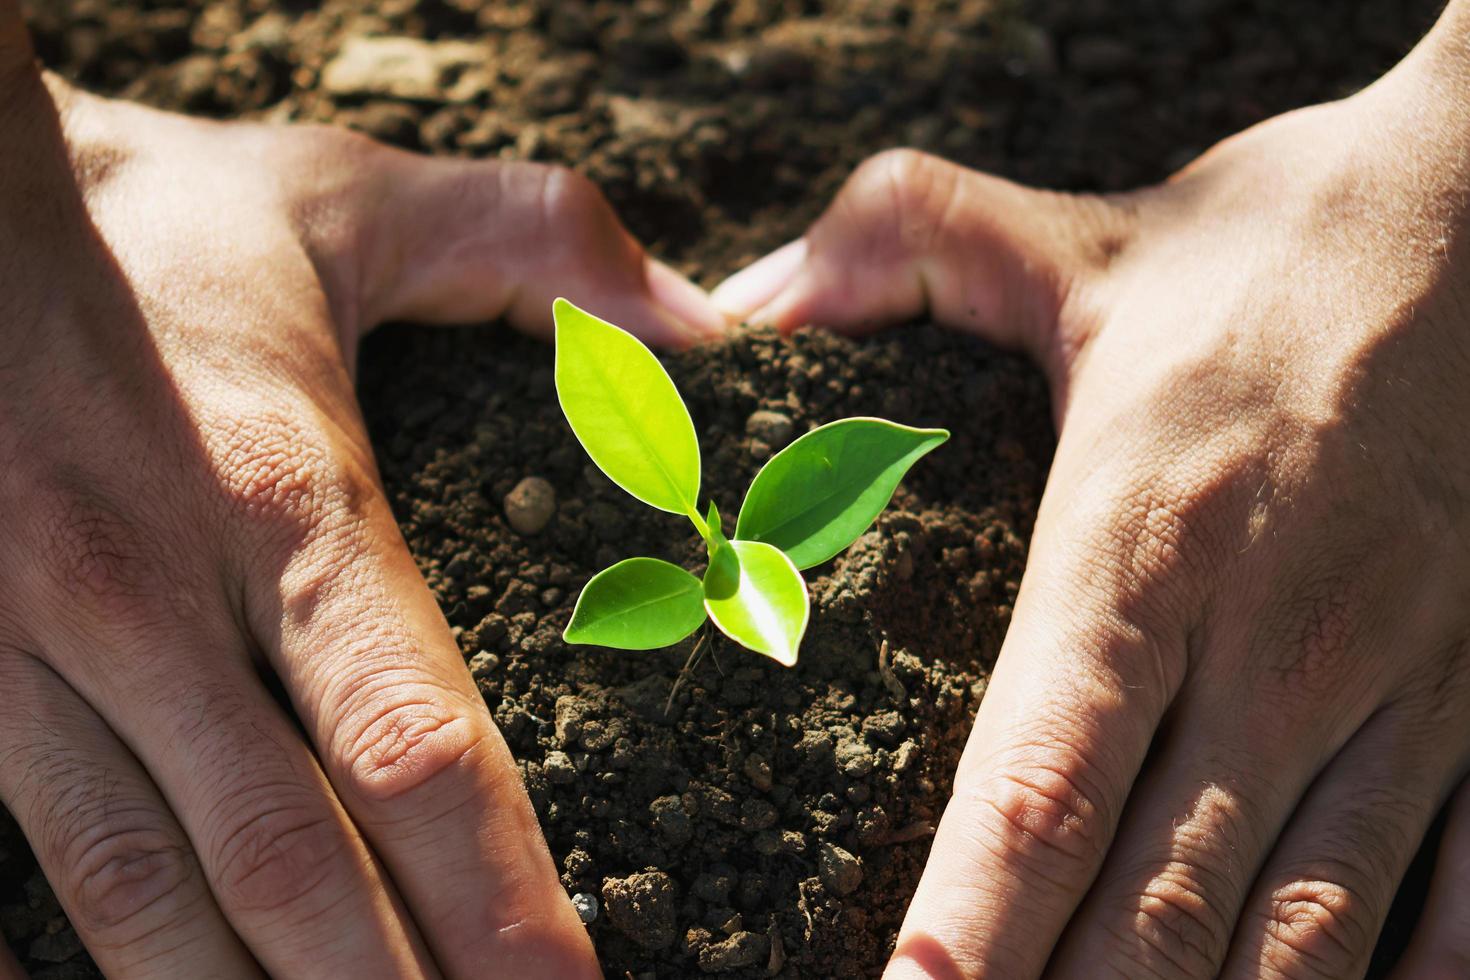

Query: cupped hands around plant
<box><xmin>716</xmin><ymin>5</ymin><xmax>1470</xmax><ymax>978</ymax></box>
<box><xmin>0</xmin><ymin>16</ymin><xmax>725</xmax><ymax>975</ymax></box>
<box><xmin>553</xmin><ymin>299</ymin><xmax>947</xmax><ymax>666</ymax></box>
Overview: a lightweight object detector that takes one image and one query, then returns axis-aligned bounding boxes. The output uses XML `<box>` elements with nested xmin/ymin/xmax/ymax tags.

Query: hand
<box><xmin>716</xmin><ymin>7</ymin><xmax>1470</xmax><ymax>978</ymax></box>
<box><xmin>0</xmin><ymin>33</ymin><xmax>720</xmax><ymax>980</ymax></box>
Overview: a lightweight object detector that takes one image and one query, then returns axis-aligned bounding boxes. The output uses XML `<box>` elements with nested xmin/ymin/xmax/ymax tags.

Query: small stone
<box><xmin>504</xmin><ymin>476</ymin><xmax>557</xmax><ymax>535</ymax></box>
<box><xmin>697</xmin><ymin>930</ymin><xmax>770</xmax><ymax>972</ymax></box>
<box><xmin>543</xmin><ymin>750</ymin><xmax>576</xmax><ymax>784</ymax></box>
<box><xmin>603</xmin><ymin>870</ymin><xmax>679</xmax><ymax>950</ymax></box>
<box><xmin>321</xmin><ymin>36</ymin><xmax>483</xmax><ymax>101</ymax></box>
<box><xmin>818</xmin><ymin>842</ymin><xmax>864</xmax><ymax>896</ymax></box>
<box><xmin>744</xmin><ymin>410</ymin><xmax>794</xmax><ymax>448</ymax></box>
<box><xmin>835</xmin><ymin>738</ymin><xmax>875</xmax><ymax>777</ymax></box>
<box><xmin>571</xmin><ymin>891</ymin><xmax>599</xmax><ymax>924</ymax></box>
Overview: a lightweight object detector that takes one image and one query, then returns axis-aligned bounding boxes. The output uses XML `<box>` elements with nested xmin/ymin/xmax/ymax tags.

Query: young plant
<box><xmin>553</xmin><ymin>298</ymin><xmax>948</xmax><ymax>666</ymax></box>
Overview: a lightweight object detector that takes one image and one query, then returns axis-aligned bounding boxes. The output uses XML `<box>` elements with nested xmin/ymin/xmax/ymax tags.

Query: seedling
<box><xmin>553</xmin><ymin>298</ymin><xmax>948</xmax><ymax>666</ymax></box>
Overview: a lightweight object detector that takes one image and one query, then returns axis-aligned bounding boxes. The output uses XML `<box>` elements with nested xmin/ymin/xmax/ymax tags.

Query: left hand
<box><xmin>715</xmin><ymin>9</ymin><xmax>1470</xmax><ymax>978</ymax></box>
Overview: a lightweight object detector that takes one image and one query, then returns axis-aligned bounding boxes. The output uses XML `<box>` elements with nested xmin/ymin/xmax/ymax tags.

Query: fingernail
<box><xmin>711</xmin><ymin>239</ymin><xmax>808</xmax><ymax>321</ymax></box>
<box><xmin>646</xmin><ymin>259</ymin><xmax>726</xmax><ymax>340</ymax></box>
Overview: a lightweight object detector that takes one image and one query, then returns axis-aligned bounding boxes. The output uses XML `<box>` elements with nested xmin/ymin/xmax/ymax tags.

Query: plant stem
<box><xmin>686</xmin><ymin>505</ymin><xmax>710</xmax><ymax>541</ymax></box>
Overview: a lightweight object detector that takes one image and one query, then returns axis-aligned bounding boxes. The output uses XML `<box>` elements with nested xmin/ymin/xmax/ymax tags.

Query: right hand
<box><xmin>0</xmin><ymin>22</ymin><xmax>718</xmax><ymax>978</ymax></box>
<box><xmin>715</xmin><ymin>9</ymin><xmax>1470</xmax><ymax>975</ymax></box>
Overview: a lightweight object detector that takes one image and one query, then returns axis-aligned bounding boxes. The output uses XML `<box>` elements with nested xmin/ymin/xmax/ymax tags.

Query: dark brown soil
<box><xmin>3</xmin><ymin>0</ymin><xmax>1450</xmax><ymax>977</ymax></box>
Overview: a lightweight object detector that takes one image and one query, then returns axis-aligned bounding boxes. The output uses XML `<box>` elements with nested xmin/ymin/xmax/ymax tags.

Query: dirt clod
<box><xmin>818</xmin><ymin>842</ymin><xmax>864</xmax><ymax>897</ymax></box>
<box><xmin>603</xmin><ymin>870</ymin><xmax>679</xmax><ymax>951</ymax></box>
<box><xmin>699</xmin><ymin>930</ymin><xmax>771</xmax><ymax>973</ymax></box>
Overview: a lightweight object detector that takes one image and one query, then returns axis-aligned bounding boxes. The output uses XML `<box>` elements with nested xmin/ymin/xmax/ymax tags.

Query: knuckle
<box><xmin>1103</xmin><ymin>780</ymin><xmax>1269</xmax><ymax>976</ymax></box>
<box><xmin>1255</xmin><ymin>875</ymin><xmax>1378</xmax><ymax>978</ymax></box>
<box><xmin>66</xmin><ymin>822</ymin><xmax>197</xmax><ymax>939</ymax></box>
<box><xmin>211</xmin><ymin>796</ymin><xmax>345</xmax><ymax>915</ymax></box>
<box><xmin>32</xmin><ymin>488</ymin><xmax>175</xmax><ymax>626</ymax></box>
<box><xmin>1107</xmin><ymin>869</ymin><xmax>1233</xmax><ymax>977</ymax></box>
<box><xmin>961</xmin><ymin>741</ymin><xmax>1114</xmax><ymax>883</ymax></box>
<box><xmin>326</xmin><ymin>661</ymin><xmax>487</xmax><ymax>804</ymax></box>
<box><xmin>537</xmin><ymin>163</ymin><xmax>605</xmax><ymax>221</ymax></box>
<box><xmin>207</xmin><ymin>403</ymin><xmax>374</xmax><ymax>545</ymax></box>
<box><xmin>839</xmin><ymin>148</ymin><xmax>960</xmax><ymax>257</ymax></box>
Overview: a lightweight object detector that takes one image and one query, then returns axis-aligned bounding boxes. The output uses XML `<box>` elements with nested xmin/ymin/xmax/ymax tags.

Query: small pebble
<box><xmin>744</xmin><ymin>409</ymin><xmax>794</xmax><ymax>448</ymax></box>
<box><xmin>818</xmin><ymin>842</ymin><xmax>864</xmax><ymax>896</ymax></box>
<box><xmin>504</xmin><ymin>476</ymin><xmax>556</xmax><ymax>535</ymax></box>
<box><xmin>571</xmin><ymin>891</ymin><xmax>599</xmax><ymax>924</ymax></box>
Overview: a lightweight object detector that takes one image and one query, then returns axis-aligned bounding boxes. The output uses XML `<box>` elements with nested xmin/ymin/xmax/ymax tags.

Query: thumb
<box><xmin>713</xmin><ymin>148</ymin><xmax>1129</xmax><ymax>376</ymax></box>
<box><xmin>301</xmin><ymin>135</ymin><xmax>723</xmax><ymax>350</ymax></box>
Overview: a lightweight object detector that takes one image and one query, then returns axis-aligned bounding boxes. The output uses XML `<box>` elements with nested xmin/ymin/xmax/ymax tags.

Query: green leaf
<box><xmin>554</xmin><ymin>298</ymin><xmax>701</xmax><ymax>514</ymax></box>
<box><xmin>702</xmin><ymin>539</ymin><xmax>809</xmax><ymax>667</ymax></box>
<box><xmin>703</xmin><ymin>499</ymin><xmax>727</xmax><ymax>552</ymax></box>
<box><xmin>735</xmin><ymin>417</ymin><xmax>949</xmax><ymax>569</ymax></box>
<box><xmin>564</xmin><ymin>557</ymin><xmax>707</xmax><ymax>650</ymax></box>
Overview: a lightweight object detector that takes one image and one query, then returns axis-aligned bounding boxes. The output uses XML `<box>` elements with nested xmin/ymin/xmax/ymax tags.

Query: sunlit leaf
<box><xmin>702</xmin><ymin>539</ymin><xmax>808</xmax><ymax>667</ymax></box>
<box><xmin>703</xmin><ymin>499</ymin><xmax>728</xmax><ymax>551</ymax></box>
<box><xmin>554</xmin><ymin>298</ymin><xmax>700</xmax><ymax>514</ymax></box>
<box><xmin>735</xmin><ymin>418</ymin><xmax>949</xmax><ymax>569</ymax></box>
<box><xmin>563</xmin><ymin>557</ymin><xmax>707</xmax><ymax>650</ymax></box>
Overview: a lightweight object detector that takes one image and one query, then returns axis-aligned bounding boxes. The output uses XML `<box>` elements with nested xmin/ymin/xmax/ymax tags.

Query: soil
<box><xmin>2</xmin><ymin>0</ymin><xmax>1451</xmax><ymax>977</ymax></box>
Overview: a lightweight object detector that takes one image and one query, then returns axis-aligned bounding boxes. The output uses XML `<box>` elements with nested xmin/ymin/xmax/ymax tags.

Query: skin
<box><xmin>715</xmin><ymin>2</ymin><xmax>1470</xmax><ymax>978</ymax></box>
<box><xmin>0</xmin><ymin>3</ymin><xmax>723</xmax><ymax>976</ymax></box>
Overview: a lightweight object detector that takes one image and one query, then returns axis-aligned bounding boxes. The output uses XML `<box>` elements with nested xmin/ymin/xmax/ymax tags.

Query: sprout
<box><xmin>553</xmin><ymin>298</ymin><xmax>947</xmax><ymax>666</ymax></box>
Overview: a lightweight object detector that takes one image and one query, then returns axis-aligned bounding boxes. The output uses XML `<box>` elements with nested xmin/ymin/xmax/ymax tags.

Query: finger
<box><xmin>1220</xmin><ymin>704</ymin><xmax>1461</xmax><ymax>980</ymax></box>
<box><xmin>242</xmin><ymin>486</ymin><xmax>598</xmax><ymax>978</ymax></box>
<box><xmin>301</xmin><ymin>137</ymin><xmax>723</xmax><ymax>348</ymax></box>
<box><xmin>0</xmin><ymin>653</ymin><xmax>260</xmax><ymax>977</ymax></box>
<box><xmin>883</xmin><ymin>528</ymin><xmax>1188</xmax><ymax>979</ymax></box>
<box><xmin>711</xmin><ymin>149</ymin><xmax>1128</xmax><ymax>367</ymax></box>
<box><xmin>1044</xmin><ymin>697</ymin><xmax>1332</xmax><ymax>977</ymax></box>
<box><xmin>1390</xmin><ymin>776</ymin><xmax>1470</xmax><ymax>978</ymax></box>
<box><xmin>12</xmin><ymin>501</ymin><xmax>436</xmax><ymax>980</ymax></box>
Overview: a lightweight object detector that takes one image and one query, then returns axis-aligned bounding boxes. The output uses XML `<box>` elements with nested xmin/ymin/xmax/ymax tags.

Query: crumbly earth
<box><xmin>2</xmin><ymin>0</ymin><xmax>1448</xmax><ymax>976</ymax></box>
